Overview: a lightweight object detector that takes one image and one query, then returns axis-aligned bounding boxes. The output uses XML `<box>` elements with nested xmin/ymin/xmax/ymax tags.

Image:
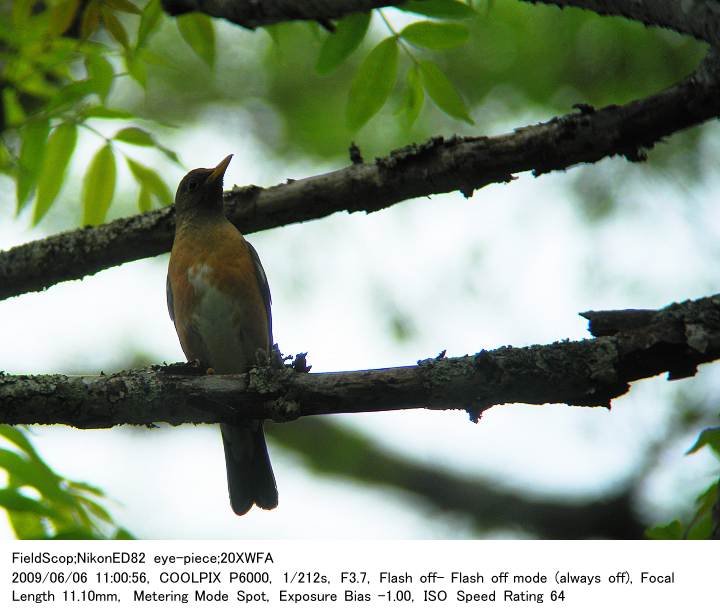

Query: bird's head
<box><xmin>174</xmin><ymin>154</ymin><xmax>233</xmax><ymax>220</ymax></box>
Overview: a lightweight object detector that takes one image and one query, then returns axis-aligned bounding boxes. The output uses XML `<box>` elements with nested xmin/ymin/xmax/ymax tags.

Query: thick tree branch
<box><xmin>2</xmin><ymin>52</ymin><xmax>720</xmax><ymax>301</ymax></box>
<box><xmin>522</xmin><ymin>0</ymin><xmax>720</xmax><ymax>48</ymax></box>
<box><xmin>161</xmin><ymin>1</ymin><xmax>402</xmax><ymax>28</ymax></box>
<box><xmin>159</xmin><ymin>0</ymin><xmax>720</xmax><ymax>48</ymax></box>
<box><xmin>273</xmin><ymin>417</ymin><xmax>645</xmax><ymax>538</ymax></box>
<box><xmin>1</xmin><ymin>294</ymin><xmax>718</xmax><ymax>427</ymax></box>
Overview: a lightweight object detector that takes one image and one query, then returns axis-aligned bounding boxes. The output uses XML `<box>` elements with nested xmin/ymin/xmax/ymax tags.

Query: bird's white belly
<box><xmin>187</xmin><ymin>263</ymin><xmax>249</xmax><ymax>373</ymax></box>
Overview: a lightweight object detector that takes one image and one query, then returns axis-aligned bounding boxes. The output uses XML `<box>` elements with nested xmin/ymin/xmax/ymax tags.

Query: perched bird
<box><xmin>166</xmin><ymin>155</ymin><xmax>278</xmax><ymax>515</ymax></box>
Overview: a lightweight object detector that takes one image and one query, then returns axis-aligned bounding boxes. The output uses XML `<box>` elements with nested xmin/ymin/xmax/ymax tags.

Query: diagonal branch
<box><xmin>159</xmin><ymin>0</ymin><xmax>720</xmax><ymax>48</ymax></box>
<box><xmin>274</xmin><ymin>417</ymin><xmax>645</xmax><ymax>538</ymax></box>
<box><xmin>161</xmin><ymin>0</ymin><xmax>402</xmax><ymax>29</ymax></box>
<box><xmin>521</xmin><ymin>0</ymin><xmax>720</xmax><ymax>48</ymax></box>
<box><xmin>1</xmin><ymin>294</ymin><xmax>718</xmax><ymax>427</ymax></box>
<box><xmin>2</xmin><ymin>52</ymin><xmax>720</xmax><ymax>302</ymax></box>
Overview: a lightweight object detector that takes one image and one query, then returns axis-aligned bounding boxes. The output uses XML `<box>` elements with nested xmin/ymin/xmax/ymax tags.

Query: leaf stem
<box><xmin>377</xmin><ymin>9</ymin><xmax>419</xmax><ymax>66</ymax></box>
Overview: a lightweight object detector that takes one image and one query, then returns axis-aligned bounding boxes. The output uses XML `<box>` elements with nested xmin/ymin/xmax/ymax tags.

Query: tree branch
<box><xmin>160</xmin><ymin>0</ymin><xmax>401</xmax><ymax>28</ymax></box>
<box><xmin>1</xmin><ymin>294</ymin><xmax>718</xmax><ymax>427</ymax></box>
<box><xmin>273</xmin><ymin>417</ymin><xmax>645</xmax><ymax>538</ymax></box>
<box><xmin>2</xmin><ymin>52</ymin><xmax>720</xmax><ymax>301</ymax></box>
<box><xmin>159</xmin><ymin>0</ymin><xmax>720</xmax><ymax>49</ymax></box>
<box><xmin>521</xmin><ymin>0</ymin><xmax>720</xmax><ymax>48</ymax></box>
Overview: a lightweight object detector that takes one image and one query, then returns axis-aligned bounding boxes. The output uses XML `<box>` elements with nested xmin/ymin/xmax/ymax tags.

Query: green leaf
<box><xmin>138</xmin><ymin>185</ymin><xmax>151</xmax><ymax>212</ymax></box>
<box><xmin>85</xmin><ymin>54</ymin><xmax>114</xmax><ymax>101</ymax></box>
<box><xmin>126</xmin><ymin>156</ymin><xmax>173</xmax><ymax>205</ymax></box>
<box><xmin>49</xmin><ymin>0</ymin><xmax>81</xmax><ymax>36</ymax></box>
<box><xmin>51</xmin><ymin>528</ymin><xmax>103</xmax><ymax>540</ymax></box>
<box><xmin>177</xmin><ymin>13</ymin><xmax>215</xmax><ymax>67</ymax></box>
<box><xmin>695</xmin><ymin>480</ymin><xmax>718</xmax><ymax>509</ymax></box>
<box><xmin>0</xmin><ymin>449</ymin><xmax>70</xmax><ymax>504</ymax></box>
<box><xmin>402</xmin><ymin>64</ymin><xmax>425</xmax><ymax>127</ymax></box>
<box><xmin>67</xmin><ymin>480</ymin><xmax>106</xmax><ymax>497</ymax></box>
<box><xmin>102</xmin><ymin>7</ymin><xmax>130</xmax><ymax>49</ymax></box>
<box><xmin>645</xmin><ymin>520</ymin><xmax>683</xmax><ymax>540</ymax></box>
<box><xmin>157</xmin><ymin>145</ymin><xmax>181</xmax><ymax>165</ymax></box>
<box><xmin>113</xmin><ymin>528</ymin><xmax>136</xmax><ymax>539</ymax></box>
<box><xmin>83</xmin><ymin>105</ymin><xmax>134</xmax><ymax>119</ymax></box>
<box><xmin>0</xmin><ymin>427</ymin><xmax>38</xmax><ymax>458</ymax></box>
<box><xmin>76</xmin><ymin>494</ymin><xmax>114</xmax><ymax>523</ymax></box>
<box><xmin>0</xmin><ymin>428</ymin><xmax>63</xmax><ymax>482</ymax></box>
<box><xmin>400</xmin><ymin>21</ymin><xmax>469</xmax><ymax>49</ymax></box>
<box><xmin>686</xmin><ymin>427</ymin><xmax>720</xmax><ymax>456</ymax></box>
<box><xmin>346</xmin><ymin>36</ymin><xmax>399</xmax><ymax>131</ymax></box>
<box><xmin>16</xmin><ymin>119</ymin><xmax>50</xmax><ymax>213</ymax></box>
<box><xmin>400</xmin><ymin>0</ymin><xmax>476</xmax><ymax>19</ymax></box>
<box><xmin>115</xmin><ymin>125</ymin><xmax>181</xmax><ymax>164</ymax></box>
<box><xmin>33</xmin><ymin>123</ymin><xmax>78</xmax><ymax>225</ymax></box>
<box><xmin>81</xmin><ymin>1</ymin><xmax>101</xmax><ymax>39</ymax></box>
<box><xmin>2</xmin><ymin>89</ymin><xmax>26</xmax><ymax>126</ymax></box>
<box><xmin>0</xmin><ymin>488</ymin><xmax>63</xmax><ymax>518</ymax></box>
<box><xmin>136</xmin><ymin>0</ymin><xmax>164</xmax><ymax>50</ymax></box>
<box><xmin>316</xmin><ymin>12</ymin><xmax>371</xmax><ymax>75</ymax></box>
<box><xmin>125</xmin><ymin>50</ymin><xmax>148</xmax><ymax>88</ymax></box>
<box><xmin>114</xmin><ymin>126</ymin><xmax>155</xmax><ymax>146</ymax></box>
<box><xmin>12</xmin><ymin>0</ymin><xmax>33</xmax><ymax>27</ymax></box>
<box><xmin>264</xmin><ymin>24</ymin><xmax>282</xmax><ymax>46</ymax></box>
<box><xmin>105</xmin><ymin>0</ymin><xmax>141</xmax><ymax>14</ymax></box>
<box><xmin>82</xmin><ymin>144</ymin><xmax>116</xmax><ymax>226</ymax></box>
<box><xmin>419</xmin><ymin>59</ymin><xmax>473</xmax><ymax>123</ymax></box>
<box><xmin>47</xmin><ymin>79</ymin><xmax>96</xmax><ymax>114</ymax></box>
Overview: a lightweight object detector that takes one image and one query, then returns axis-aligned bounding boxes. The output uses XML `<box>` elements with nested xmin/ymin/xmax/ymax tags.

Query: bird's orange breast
<box><xmin>168</xmin><ymin>220</ymin><xmax>270</xmax><ymax>373</ymax></box>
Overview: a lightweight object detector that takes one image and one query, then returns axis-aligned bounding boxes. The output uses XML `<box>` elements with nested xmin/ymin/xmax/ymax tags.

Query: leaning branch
<box><xmin>1</xmin><ymin>294</ymin><xmax>718</xmax><ymax>427</ymax></box>
<box><xmin>159</xmin><ymin>0</ymin><xmax>720</xmax><ymax>48</ymax></box>
<box><xmin>2</xmin><ymin>52</ymin><xmax>720</xmax><ymax>301</ymax></box>
<box><xmin>278</xmin><ymin>417</ymin><xmax>645</xmax><ymax>538</ymax></box>
<box><xmin>161</xmin><ymin>0</ymin><xmax>401</xmax><ymax>28</ymax></box>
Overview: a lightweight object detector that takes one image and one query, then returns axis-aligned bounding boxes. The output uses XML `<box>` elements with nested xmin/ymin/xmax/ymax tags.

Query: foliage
<box><xmin>0</xmin><ymin>426</ymin><xmax>133</xmax><ymax>539</ymax></box>
<box><xmin>646</xmin><ymin>424</ymin><xmax>720</xmax><ymax>540</ymax></box>
<box><xmin>1</xmin><ymin>0</ymin><xmax>179</xmax><ymax>225</ymax></box>
<box><xmin>0</xmin><ymin>1</ymin><xmax>705</xmax><ymax>223</ymax></box>
<box><xmin>646</xmin><ymin>481</ymin><xmax>718</xmax><ymax>540</ymax></box>
<box><xmin>0</xmin><ymin>0</ymin><xmax>716</xmax><ymax>539</ymax></box>
<box><xmin>1</xmin><ymin>0</ymin><xmax>479</xmax><ymax>226</ymax></box>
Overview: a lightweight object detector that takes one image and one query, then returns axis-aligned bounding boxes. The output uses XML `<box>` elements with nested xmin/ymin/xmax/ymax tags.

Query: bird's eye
<box><xmin>186</xmin><ymin>180</ymin><xmax>198</xmax><ymax>192</ymax></box>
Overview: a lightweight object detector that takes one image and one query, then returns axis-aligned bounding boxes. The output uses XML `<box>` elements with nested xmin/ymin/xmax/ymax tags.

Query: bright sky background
<box><xmin>1</xmin><ymin>106</ymin><xmax>719</xmax><ymax>539</ymax></box>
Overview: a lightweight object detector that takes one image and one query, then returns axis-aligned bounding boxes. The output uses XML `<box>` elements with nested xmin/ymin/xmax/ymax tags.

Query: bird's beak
<box><xmin>206</xmin><ymin>154</ymin><xmax>233</xmax><ymax>185</ymax></box>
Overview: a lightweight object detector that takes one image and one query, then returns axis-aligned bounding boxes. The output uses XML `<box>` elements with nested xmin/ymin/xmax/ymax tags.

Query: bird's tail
<box><xmin>220</xmin><ymin>422</ymin><xmax>278</xmax><ymax>515</ymax></box>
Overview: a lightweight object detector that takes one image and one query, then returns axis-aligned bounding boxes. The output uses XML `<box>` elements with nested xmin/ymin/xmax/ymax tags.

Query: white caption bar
<box><xmin>0</xmin><ymin>540</ymin><xmax>712</xmax><ymax>615</ymax></box>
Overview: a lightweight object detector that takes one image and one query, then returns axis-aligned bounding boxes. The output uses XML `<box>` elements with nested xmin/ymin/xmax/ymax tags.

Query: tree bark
<box><xmin>160</xmin><ymin>0</ymin><xmax>720</xmax><ymax>48</ymax></box>
<box><xmin>521</xmin><ymin>0</ymin><xmax>720</xmax><ymax>48</ymax></box>
<box><xmin>161</xmin><ymin>0</ymin><xmax>402</xmax><ymax>29</ymax></box>
<box><xmin>2</xmin><ymin>51</ymin><xmax>720</xmax><ymax>301</ymax></box>
<box><xmin>1</xmin><ymin>294</ymin><xmax>718</xmax><ymax>428</ymax></box>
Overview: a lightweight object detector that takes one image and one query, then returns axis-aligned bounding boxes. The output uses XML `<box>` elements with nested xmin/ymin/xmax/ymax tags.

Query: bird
<box><xmin>166</xmin><ymin>154</ymin><xmax>278</xmax><ymax>515</ymax></box>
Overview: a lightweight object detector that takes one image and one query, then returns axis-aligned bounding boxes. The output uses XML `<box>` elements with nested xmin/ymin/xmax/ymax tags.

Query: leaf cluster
<box><xmin>1</xmin><ymin>0</ymin><xmax>218</xmax><ymax>225</ymax></box>
<box><xmin>312</xmin><ymin>1</ymin><xmax>476</xmax><ymax>130</ymax></box>
<box><xmin>0</xmin><ymin>426</ymin><xmax>133</xmax><ymax>539</ymax></box>
<box><xmin>646</xmin><ymin>426</ymin><xmax>720</xmax><ymax>540</ymax></box>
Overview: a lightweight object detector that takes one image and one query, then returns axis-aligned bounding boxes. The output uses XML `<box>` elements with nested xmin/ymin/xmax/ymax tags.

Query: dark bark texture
<box><xmin>2</xmin><ymin>51</ymin><xmax>720</xmax><ymax>301</ymax></box>
<box><xmin>161</xmin><ymin>0</ymin><xmax>402</xmax><ymax>28</ymax></box>
<box><xmin>1</xmin><ymin>294</ymin><xmax>718</xmax><ymax>428</ymax></box>
<box><xmin>160</xmin><ymin>0</ymin><xmax>720</xmax><ymax>48</ymax></box>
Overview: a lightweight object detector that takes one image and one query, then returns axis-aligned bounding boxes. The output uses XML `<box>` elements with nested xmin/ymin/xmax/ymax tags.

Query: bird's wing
<box><xmin>166</xmin><ymin>274</ymin><xmax>175</xmax><ymax>323</ymax></box>
<box><xmin>246</xmin><ymin>241</ymin><xmax>273</xmax><ymax>346</ymax></box>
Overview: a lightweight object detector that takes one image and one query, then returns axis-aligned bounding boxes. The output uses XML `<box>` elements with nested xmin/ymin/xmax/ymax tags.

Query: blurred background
<box><xmin>0</xmin><ymin>1</ymin><xmax>719</xmax><ymax>539</ymax></box>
